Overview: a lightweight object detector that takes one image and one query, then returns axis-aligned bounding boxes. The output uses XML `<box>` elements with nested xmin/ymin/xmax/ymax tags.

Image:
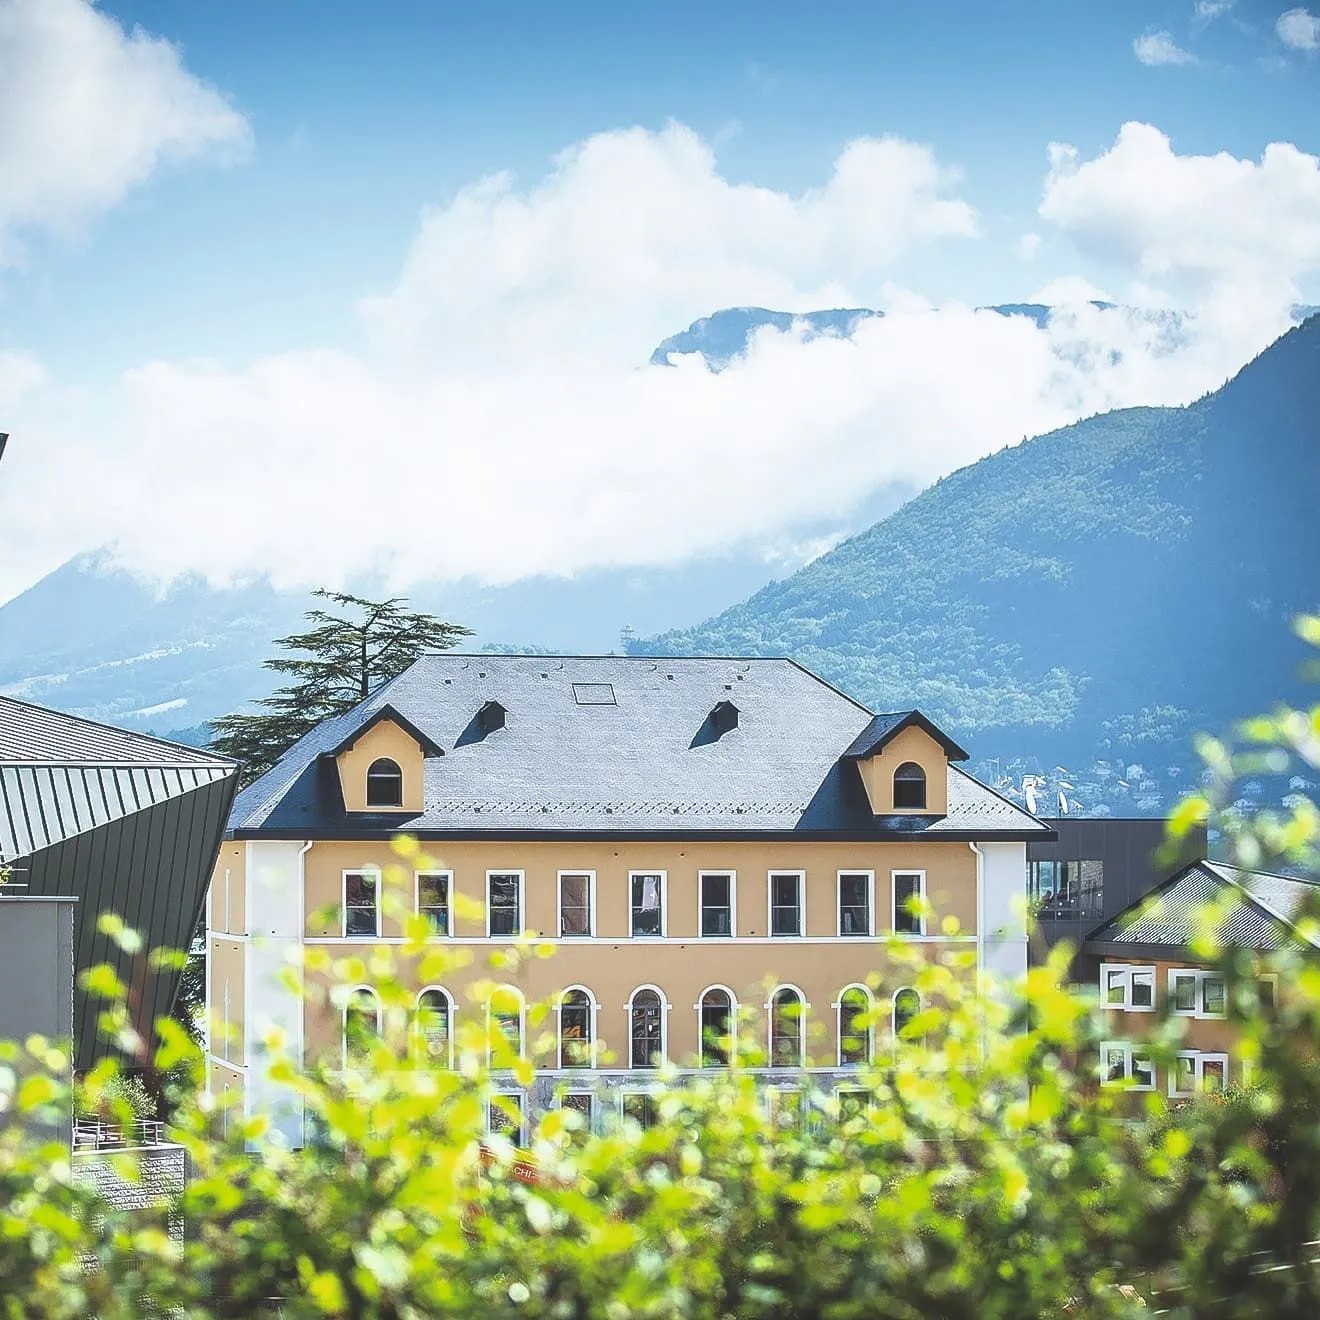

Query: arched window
<box><xmin>698</xmin><ymin>986</ymin><xmax>735</xmax><ymax>1067</ymax></box>
<box><xmin>558</xmin><ymin>987</ymin><xmax>595</xmax><ymax>1069</ymax></box>
<box><xmin>487</xmin><ymin>985</ymin><xmax>525</xmax><ymax>1065</ymax></box>
<box><xmin>893</xmin><ymin>987</ymin><xmax>923</xmax><ymax>1047</ymax></box>
<box><xmin>365</xmin><ymin>757</ymin><xmax>403</xmax><ymax>808</ymax></box>
<box><xmin>893</xmin><ymin>761</ymin><xmax>927</xmax><ymax>810</ymax></box>
<box><xmin>343</xmin><ymin>986</ymin><xmax>381</xmax><ymax>1067</ymax></box>
<box><xmin>629</xmin><ymin>987</ymin><xmax>665</xmax><ymax>1069</ymax></box>
<box><xmin>837</xmin><ymin>985</ymin><xmax>873</xmax><ymax>1066</ymax></box>
<box><xmin>769</xmin><ymin>986</ymin><xmax>805</xmax><ymax>1068</ymax></box>
<box><xmin>415</xmin><ymin>987</ymin><xmax>453</xmax><ymax>1068</ymax></box>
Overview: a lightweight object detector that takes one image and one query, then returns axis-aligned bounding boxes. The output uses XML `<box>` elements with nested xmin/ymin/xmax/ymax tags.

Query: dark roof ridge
<box><xmin>1204</xmin><ymin>858</ymin><xmax>1320</xmax><ymax>886</ymax></box>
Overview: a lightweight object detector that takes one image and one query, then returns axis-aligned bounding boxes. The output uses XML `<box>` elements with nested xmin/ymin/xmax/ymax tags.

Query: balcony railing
<box><xmin>72</xmin><ymin>1118</ymin><xmax>169</xmax><ymax>1151</ymax></box>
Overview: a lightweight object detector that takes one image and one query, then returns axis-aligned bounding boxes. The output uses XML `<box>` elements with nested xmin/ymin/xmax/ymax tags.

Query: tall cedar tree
<box><xmin>210</xmin><ymin>590</ymin><xmax>471</xmax><ymax>783</ymax></box>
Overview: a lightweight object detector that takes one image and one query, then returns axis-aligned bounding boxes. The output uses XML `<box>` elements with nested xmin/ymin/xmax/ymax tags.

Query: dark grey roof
<box><xmin>1085</xmin><ymin>859</ymin><xmax>1320</xmax><ymax>952</ymax></box>
<box><xmin>841</xmin><ymin>711</ymin><xmax>970</xmax><ymax>762</ymax></box>
<box><xmin>229</xmin><ymin>655</ymin><xmax>1048</xmax><ymax>839</ymax></box>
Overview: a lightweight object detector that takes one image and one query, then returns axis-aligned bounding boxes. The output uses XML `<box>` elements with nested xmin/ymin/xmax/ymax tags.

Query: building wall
<box><xmin>209</xmin><ymin>937</ymin><xmax>246</xmax><ymax>1067</ymax></box>
<box><xmin>211</xmin><ymin>840</ymin><xmax>246</xmax><ymax>936</ymax></box>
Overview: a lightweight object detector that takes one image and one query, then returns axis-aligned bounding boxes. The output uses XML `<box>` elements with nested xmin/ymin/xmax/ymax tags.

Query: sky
<box><xmin>0</xmin><ymin>0</ymin><xmax>1318</xmax><ymax>606</ymax></box>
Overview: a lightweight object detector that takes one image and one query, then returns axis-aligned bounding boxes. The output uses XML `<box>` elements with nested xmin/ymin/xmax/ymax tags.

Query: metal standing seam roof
<box><xmin>228</xmin><ymin>654</ymin><xmax>1050</xmax><ymax>839</ymax></box>
<box><xmin>1085</xmin><ymin>859</ymin><xmax>1320</xmax><ymax>952</ymax></box>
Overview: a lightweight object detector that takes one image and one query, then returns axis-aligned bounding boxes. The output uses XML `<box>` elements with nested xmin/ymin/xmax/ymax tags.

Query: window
<box><xmin>416</xmin><ymin>872</ymin><xmax>450</xmax><ymax>936</ymax></box>
<box><xmin>1100</xmin><ymin>964</ymin><xmax>1156</xmax><ymax>1012</ymax></box>
<box><xmin>488</xmin><ymin>985</ymin><xmax>524</xmax><ymax>1064</ymax></box>
<box><xmin>769</xmin><ymin>986</ymin><xmax>805</xmax><ymax>1067</ymax></box>
<box><xmin>892</xmin><ymin>987</ymin><xmax>923</xmax><ymax>1046</ymax></box>
<box><xmin>621</xmin><ymin>1092</ymin><xmax>659</xmax><ymax>1129</ymax></box>
<box><xmin>1169</xmin><ymin>1051</ymin><xmax>1228</xmax><ymax>1098</ymax></box>
<box><xmin>769</xmin><ymin>872</ymin><xmax>803</xmax><ymax>937</ymax></box>
<box><xmin>487</xmin><ymin>872</ymin><xmax>523</xmax><ymax>937</ymax></box>
<box><xmin>365</xmin><ymin>757</ymin><xmax>403</xmax><ymax>808</ymax></box>
<box><xmin>343</xmin><ymin>871</ymin><xmax>380</xmax><ymax>938</ymax></box>
<box><xmin>838</xmin><ymin>872</ymin><xmax>873</xmax><ymax>936</ymax></box>
<box><xmin>342</xmin><ymin>987</ymin><xmax>381</xmax><ymax>1067</ymax></box>
<box><xmin>893</xmin><ymin>761</ymin><xmax>927</xmax><ymax>810</ymax></box>
<box><xmin>1100</xmin><ymin>1041</ymin><xmax>1155</xmax><ymax>1090</ymax></box>
<box><xmin>699</xmin><ymin>872</ymin><xmax>735</xmax><ymax>937</ymax></box>
<box><xmin>1169</xmin><ymin>969</ymin><xmax>1226</xmax><ymax>1019</ymax></box>
<box><xmin>1028</xmin><ymin>859</ymin><xmax>1104</xmax><ymax>919</ymax></box>
<box><xmin>557</xmin><ymin>871</ymin><xmax>593</xmax><ymax>937</ymax></box>
<box><xmin>768</xmin><ymin>1087</ymin><xmax>805</xmax><ymax>1131</ymax></box>
<box><xmin>415</xmin><ymin>987</ymin><xmax>453</xmax><ymax>1068</ymax></box>
<box><xmin>1258</xmin><ymin>974</ymin><xmax>1280</xmax><ymax>1014</ymax></box>
<box><xmin>559</xmin><ymin>1091</ymin><xmax>595</xmax><ymax>1134</ymax></box>
<box><xmin>630</xmin><ymin>873</ymin><xmax>665</xmax><ymax>937</ymax></box>
<box><xmin>558</xmin><ymin>987</ymin><xmax>594</xmax><ymax>1069</ymax></box>
<box><xmin>892</xmin><ymin>872</ymin><xmax>925</xmax><ymax>935</ymax></box>
<box><xmin>838</xmin><ymin>985</ymin><xmax>873</xmax><ymax>1065</ymax></box>
<box><xmin>698</xmin><ymin>986</ymin><xmax>735</xmax><ymax>1067</ymax></box>
<box><xmin>629</xmin><ymin>987</ymin><xmax>665</xmax><ymax>1068</ymax></box>
<box><xmin>487</xmin><ymin>1092</ymin><xmax>525</xmax><ymax>1146</ymax></box>
<box><xmin>837</xmin><ymin>1088</ymin><xmax>871</xmax><ymax>1124</ymax></box>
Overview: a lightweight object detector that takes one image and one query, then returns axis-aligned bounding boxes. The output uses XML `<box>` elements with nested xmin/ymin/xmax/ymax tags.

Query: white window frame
<box><xmin>628</xmin><ymin>871</ymin><xmax>668</xmax><ymax>939</ymax></box>
<box><xmin>415</xmin><ymin>870</ymin><xmax>453</xmax><ymax>938</ymax></box>
<box><xmin>767</xmin><ymin>870</ymin><xmax>806</xmax><ymax>939</ymax></box>
<box><xmin>834</xmin><ymin>983</ymin><xmax>875</xmax><ymax>1066</ymax></box>
<box><xmin>694</xmin><ymin>983</ymin><xmax>738</xmax><ymax>1068</ymax></box>
<box><xmin>892</xmin><ymin>986</ymin><xmax>924</xmax><ymax>1047</ymax></box>
<box><xmin>341</xmin><ymin>984</ymin><xmax>382</xmax><ymax>1069</ymax></box>
<box><xmin>1099</xmin><ymin>1040</ymin><xmax>1156</xmax><ymax>1091</ymax></box>
<box><xmin>891</xmin><ymin>870</ymin><xmax>926</xmax><ymax>936</ymax></box>
<box><xmin>835</xmin><ymin>1086</ymin><xmax>872</xmax><ymax>1123</ymax></box>
<box><xmin>558</xmin><ymin>1090</ymin><xmax>596</xmax><ymax>1132</ymax></box>
<box><xmin>364</xmin><ymin>755</ymin><xmax>405</xmax><ymax>809</ymax></box>
<box><xmin>1257</xmin><ymin>972</ymin><xmax>1280</xmax><ymax>1012</ymax></box>
<box><xmin>836</xmin><ymin>870</ymin><xmax>875</xmax><ymax>938</ymax></box>
<box><xmin>626</xmin><ymin>983</ymin><xmax>669</xmax><ymax>1068</ymax></box>
<box><xmin>1168</xmin><ymin>968</ymin><xmax>1227</xmax><ymax>1020</ymax></box>
<box><xmin>1169</xmin><ymin>1050</ymin><xmax>1229</xmax><ymax>1098</ymax></box>
<box><xmin>697</xmin><ymin>870</ymin><xmax>737</xmax><ymax>938</ymax></box>
<box><xmin>342</xmin><ymin>867</ymin><xmax>382</xmax><ymax>939</ymax></box>
<box><xmin>556</xmin><ymin>984</ymin><xmax>598</xmax><ymax>1069</ymax></box>
<box><xmin>485</xmin><ymin>870</ymin><xmax>525</xmax><ymax>939</ymax></box>
<box><xmin>486</xmin><ymin>985</ymin><xmax>526</xmax><ymax>1066</ymax></box>
<box><xmin>556</xmin><ymin>870</ymin><xmax>596</xmax><ymax>939</ymax></box>
<box><xmin>766</xmin><ymin>983</ymin><xmax>808</xmax><ymax>1068</ymax></box>
<box><xmin>766</xmin><ymin>1084</ymin><xmax>807</xmax><ymax>1131</ymax></box>
<box><xmin>619</xmin><ymin>1089</ymin><xmax>661</xmax><ymax>1129</ymax></box>
<box><xmin>487</xmin><ymin>1090</ymin><xmax>526</xmax><ymax>1146</ymax></box>
<box><xmin>414</xmin><ymin>984</ymin><xmax>455</xmax><ymax>1069</ymax></box>
<box><xmin>1100</xmin><ymin>963</ymin><xmax>1157</xmax><ymax>1013</ymax></box>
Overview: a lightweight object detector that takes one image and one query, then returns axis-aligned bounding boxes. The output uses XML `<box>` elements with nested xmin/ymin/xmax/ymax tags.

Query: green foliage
<box><xmin>210</xmin><ymin>589</ymin><xmax>471</xmax><ymax>782</ymax></box>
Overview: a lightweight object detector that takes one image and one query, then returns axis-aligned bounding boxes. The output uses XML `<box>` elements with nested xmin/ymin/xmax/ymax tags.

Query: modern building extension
<box><xmin>0</xmin><ymin>696</ymin><xmax>238</xmax><ymax>1068</ymax></box>
<box><xmin>210</xmin><ymin>655</ymin><xmax>1051</xmax><ymax>1146</ymax></box>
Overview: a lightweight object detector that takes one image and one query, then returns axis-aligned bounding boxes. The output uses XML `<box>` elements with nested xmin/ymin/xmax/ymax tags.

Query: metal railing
<box><xmin>72</xmin><ymin>1118</ymin><xmax>169</xmax><ymax>1151</ymax></box>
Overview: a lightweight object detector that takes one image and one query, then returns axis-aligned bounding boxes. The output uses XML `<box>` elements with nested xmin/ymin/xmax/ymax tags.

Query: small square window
<box><xmin>1101</xmin><ymin>965</ymin><xmax>1156</xmax><ymax>1012</ymax></box>
<box><xmin>621</xmin><ymin>1092</ymin><xmax>659</xmax><ymax>1129</ymax></box>
<box><xmin>559</xmin><ymin>1091</ymin><xmax>595</xmax><ymax>1137</ymax></box>
<box><xmin>488</xmin><ymin>1092</ymin><xmax>525</xmax><ymax>1146</ymax></box>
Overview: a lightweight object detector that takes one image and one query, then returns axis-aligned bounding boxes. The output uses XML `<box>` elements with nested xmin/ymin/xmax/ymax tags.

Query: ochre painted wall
<box><xmin>337</xmin><ymin>720</ymin><xmax>425</xmax><ymax>813</ymax></box>
<box><xmin>1098</xmin><ymin>957</ymin><xmax>1242</xmax><ymax>1057</ymax></box>
<box><xmin>855</xmin><ymin>725</ymin><xmax>949</xmax><ymax>816</ymax></box>
<box><xmin>211</xmin><ymin>841</ymin><xmax>246</xmax><ymax>936</ymax></box>
<box><xmin>209</xmin><ymin>938</ymin><xmax>247</xmax><ymax>1067</ymax></box>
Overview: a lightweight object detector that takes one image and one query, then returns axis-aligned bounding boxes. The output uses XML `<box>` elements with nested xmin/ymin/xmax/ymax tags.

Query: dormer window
<box><xmin>365</xmin><ymin>757</ymin><xmax>403</xmax><ymax>808</ymax></box>
<box><xmin>710</xmin><ymin>700</ymin><xmax>739</xmax><ymax>736</ymax></box>
<box><xmin>893</xmin><ymin>762</ymin><xmax>926</xmax><ymax>810</ymax></box>
<box><xmin>478</xmin><ymin>701</ymin><xmax>506</xmax><ymax>733</ymax></box>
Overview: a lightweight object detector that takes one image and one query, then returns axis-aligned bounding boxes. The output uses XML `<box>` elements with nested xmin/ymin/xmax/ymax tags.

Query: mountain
<box><xmin>642</xmin><ymin>315</ymin><xmax>1320</xmax><ymax>817</ymax></box>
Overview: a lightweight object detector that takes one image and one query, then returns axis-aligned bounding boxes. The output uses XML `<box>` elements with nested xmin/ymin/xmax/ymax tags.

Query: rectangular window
<box><xmin>1169</xmin><ymin>969</ymin><xmax>1226</xmax><ymax>1019</ymax></box>
<box><xmin>699</xmin><ymin>872</ymin><xmax>734</xmax><ymax>937</ymax></box>
<box><xmin>558</xmin><ymin>872</ymin><xmax>593</xmax><ymax>937</ymax></box>
<box><xmin>1028</xmin><ymin>859</ymin><xmax>1104</xmax><ymax>919</ymax></box>
<box><xmin>559</xmin><ymin>1091</ymin><xmax>595</xmax><ymax>1134</ymax></box>
<box><xmin>1100</xmin><ymin>1041</ymin><xmax>1155</xmax><ymax>1090</ymax></box>
<box><xmin>343</xmin><ymin>871</ymin><xmax>379</xmax><ymax>938</ymax></box>
<box><xmin>1258</xmin><ymin>974</ymin><xmax>1280</xmax><ymax>1013</ymax></box>
<box><xmin>487</xmin><ymin>872</ymin><xmax>523</xmax><ymax>937</ymax></box>
<box><xmin>836</xmin><ymin>1088</ymin><xmax>870</xmax><ymax>1124</ymax></box>
<box><xmin>769</xmin><ymin>872</ymin><xmax>803</xmax><ymax>937</ymax></box>
<box><xmin>1100</xmin><ymin>964</ymin><xmax>1156</xmax><ymax>1012</ymax></box>
<box><xmin>1169</xmin><ymin>1051</ymin><xmax>1230</xmax><ymax>1098</ymax></box>
<box><xmin>838</xmin><ymin>872</ymin><xmax>872</xmax><ymax>936</ymax></box>
<box><xmin>621</xmin><ymin>1092</ymin><xmax>658</xmax><ymax>1129</ymax></box>
<box><xmin>416</xmin><ymin>872</ymin><xmax>450</xmax><ymax>936</ymax></box>
<box><xmin>892</xmin><ymin>872</ymin><xmax>925</xmax><ymax>935</ymax></box>
<box><xmin>487</xmin><ymin>1092</ymin><xmax>525</xmax><ymax>1146</ymax></box>
<box><xmin>630</xmin><ymin>872</ymin><xmax>665</xmax><ymax>937</ymax></box>
<box><xmin>767</xmin><ymin>1087</ymin><xmax>806</xmax><ymax>1131</ymax></box>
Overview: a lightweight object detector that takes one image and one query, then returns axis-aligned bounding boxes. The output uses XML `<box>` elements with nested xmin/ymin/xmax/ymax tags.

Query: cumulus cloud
<box><xmin>1193</xmin><ymin>1</ymin><xmax>1234</xmax><ymax>24</ymax></box>
<box><xmin>0</xmin><ymin>0</ymin><xmax>249</xmax><ymax>267</ymax></box>
<box><xmin>1</xmin><ymin>121</ymin><xmax>1314</xmax><ymax>600</ymax></box>
<box><xmin>1017</xmin><ymin>231</ymin><xmax>1042</xmax><ymax>261</ymax></box>
<box><xmin>1277</xmin><ymin>7</ymin><xmax>1320</xmax><ymax>49</ymax></box>
<box><xmin>1133</xmin><ymin>29</ymin><xmax>1198</xmax><ymax>65</ymax></box>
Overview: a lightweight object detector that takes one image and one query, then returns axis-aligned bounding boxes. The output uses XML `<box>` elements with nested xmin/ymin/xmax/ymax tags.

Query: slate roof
<box><xmin>1085</xmin><ymin>859</ymin><xmax>1320</xmax><ymax>952</ymax></box>
<box><xmin>842</xmin><ymin>711</ymin><xmax>970</xmax><ymax>762</ymax></box>
<box><xmin>228</xmin><ymin>655</ymin><xmax>1050</xmax><ymax>840</ymax></box>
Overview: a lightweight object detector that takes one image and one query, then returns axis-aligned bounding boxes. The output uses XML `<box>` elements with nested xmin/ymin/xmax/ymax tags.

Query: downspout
<box><xmin>296</xmin><ymin>840</ymin><xmax>313</xmax><ymax>1073</ymax></box>
<box><xmin>969</xmin><ymin>840</ymin><xmax>985</xmax><ymax>1062</ymax></box>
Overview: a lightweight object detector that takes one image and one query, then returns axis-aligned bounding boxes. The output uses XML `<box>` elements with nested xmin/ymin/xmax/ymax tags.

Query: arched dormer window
<box><xmin>893</xmin><ymin>761</ymin><xmax>927</xmax><ymax>810</ymax></box>
<box><xmin>365</xmin><ymin>757</ymin><xmax>404</xmax><ymax>808</ymax></box>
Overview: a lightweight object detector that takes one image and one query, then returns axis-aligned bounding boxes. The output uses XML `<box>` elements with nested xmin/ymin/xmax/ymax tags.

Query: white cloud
<box><xmin>0</xmin><ymin>350</ymin><xmax>46</xmax><ymax>407</ymax></box>
<box><xmin>1027</xmin><ymin>275</ymin><xmax>1111</xmax><ymax>306</ymax></box>
<box><xmin>0</xmin><ymin>0</ymin><xmax>249</xmax><ymax>267</ymax></box>
<box><xmin>1040</xmin><ymin>123</ymin><xmax>1320</xmax><ymax>342</ymax></box>
<box><xmin>1017</xmin><ymin>231</ymin><xmax>1042</xmax><ymax>261</ymax></box>
<box><xmin>1277</xmin><ymin>7</ymin><xmax>1320</xmax><ymax>49</ymax></box>
<box><xmin>0</xmin><ymin>121</ymin><xmax>1311</xmax><ymax>601</ymax></box>
<box><xmin>1193</xmin><ymin>1</ymin><xmax>1234</xmax><ymax>24</ymax></box>
<box><xmin>1133</xmin><ymin>29</ymin><xmax>1198</xmax><ymax>65</ymax></box>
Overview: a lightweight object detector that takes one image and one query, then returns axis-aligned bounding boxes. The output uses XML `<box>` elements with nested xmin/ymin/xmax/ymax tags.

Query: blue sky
<box><xmin>0</xmin><ymin>0</ymin><xmax>1318</xmax><ymax>603</ymax></box>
